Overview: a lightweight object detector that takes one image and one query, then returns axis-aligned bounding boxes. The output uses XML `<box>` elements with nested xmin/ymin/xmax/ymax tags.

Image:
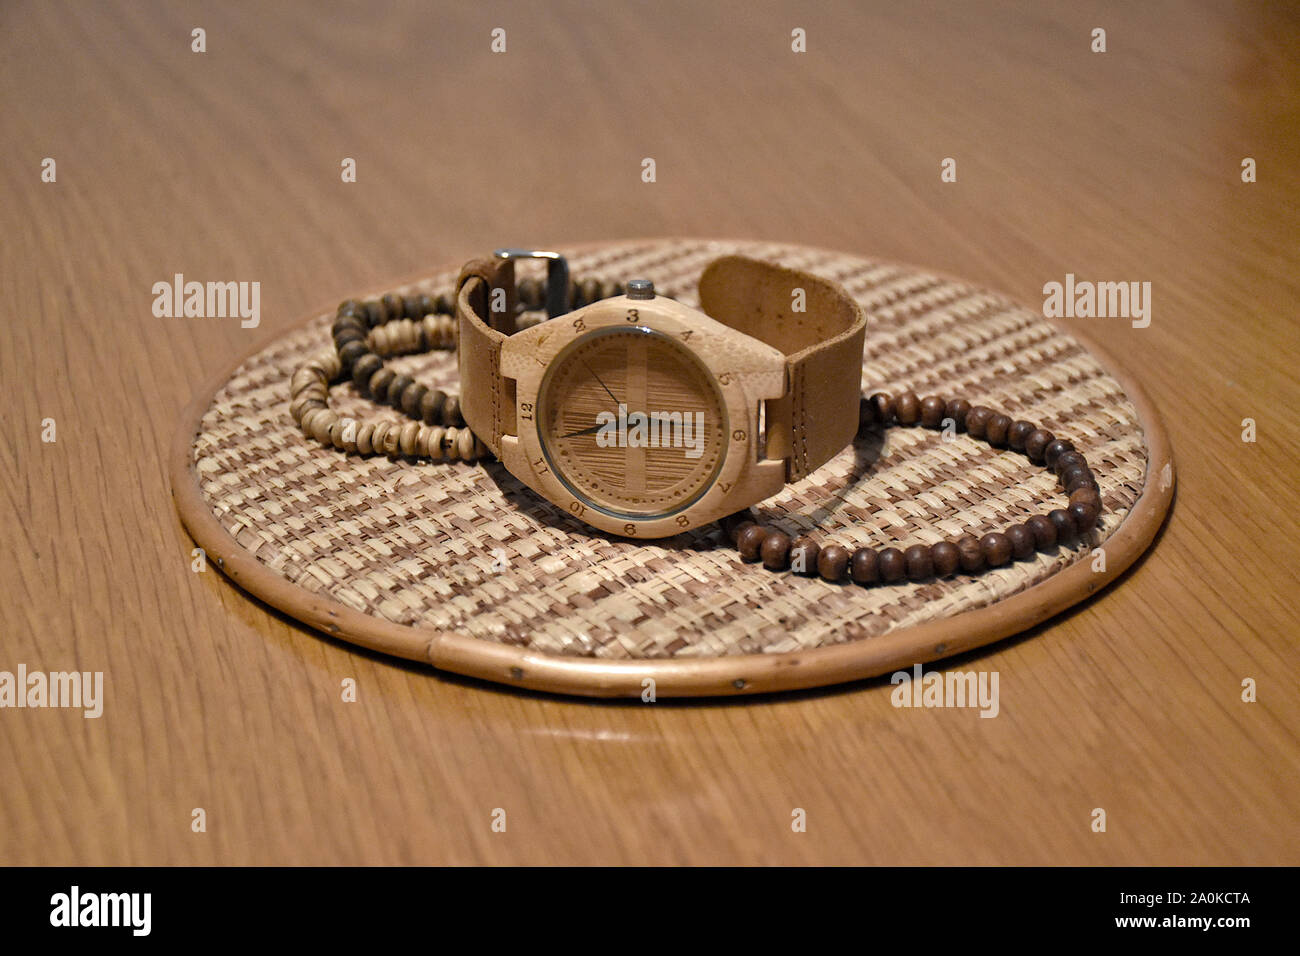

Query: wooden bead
<box><xmin>420</xmin><ymin>388</ymin><xmax>446</xmax><ymax>425</ymax></box>
<box><xmin>342</xmin><ymin>418</ymin><xmax>361</xmax><ymax>453</ymax></box>
<box><xmin>338</xmin><ymin>340</ymin><xmax>367</xmax><ymax>369</ymax></box>
<box><xmin>294</xmin><ymin>384</ymin><xmax>328</xmax><ymax>406</ymax></box>
<box><xmin>737</xmin><ymin>525</ymin><xmax>769</xmax><ymax>562</ymax></box>
<box><xmin>1068</xmin><ymin>492</ymin><xmax>1101</xmax><ymax>532</ymax></box>
<box><xmin>327</xmin><ymin>417</ymin><xmax>347</xmax><ymax>449</ymax></box>
<box><xmin>424</xmin><ymin>426</ymin><xmax>446</xmax><ymax>460</ymax></box>
<box><xmin>441</xmin><ymin>394</ymin><xmax>462</xmax><ymax>426</ymax></box>
<box><xmin>1060</xmin><ymin>465</ymin><xmax>1093</xmax><ymax>491</ymax></box>
<box><xmin>580</xmin><ymin>278</ymin><xmax>602</xmax><ymax>307</ymax></box>
<box><xmin>369</xmin><ymin>421</ymin><xmax>390</xmax><ymax>455</ymax></box>
<box><xmin>369</xmin><ymin>324</ymin><xmax>392</xmax><ymax>354</ymax></box>
<box><xmin>1025</xmin><ymin>514</ymin><xmax>1057</xmax><ymax>550</ymax></box>
<box><xmin>944</xmin><ymin>398</ymin><xmax>971</xmax><ymax>431</ymax></box>
<box><xmin>435</xmin><ymin>293</ymin><xmax>454</xmax><ymax>315</ymax></box>
<box><xmin>337</xmin><ymin>299</ymin><xmax>367</xmax><ymax>322</ymax></box>
<box><xmin>418</xmin><ymin>315</ymin><xmax>437</xmax><ymax>348</ymax></box>
<box><xmin>931</xmin><ymin>541</ymin><xmax>960</xmax><ymax>577</ymax></box>
<box><xmin>878</xmin><ymin>547</ymin><xmax>906</xmax><ymax>582</ymax></box>
<box><xmin>317</xmin><ymin>350</ymin><xmax>342</xmax><ymax>381</ymax></box>
<box><xmin>291</xmin><ymin>368</ymin><xmax>322</xmax><ymax>394</ymax></box>
<box><xmin>363</xmin><ymin>301</ymin><xmax>383</xmax><ymax>326</ymax></box>
<box><xmin>311</xmin><ymin>411</ymin><xmax>337</xmax><ymax>444</ymax></box>
<box><xmin>299</xmin><ymin>407</ymin><xmax>321</xmax><ymax>435</ymax></box>
<box><xmin>850</xmin><ymin>547</ymin><xmax>879</xmax><ymax>585</ymax></box>
<box><xmin>1054</xmin><ymin>450</ymin><xmax>1088</xmax><ymax>477</ymax></box>
<box><xmin>383</xmin><ymin>421</ymin><xmax>402</xmax><ymax>456</ymax></box>
<box><xmin>817</xmin><ymin>544</ymin><xmax>850</xmax><ymax>582</ymax></box>
<box><xmin>456</xmin><ymin>427</ymin><xmax>477</xmax><ymax>461</ymax></box>
<box><xmin>1047</xmin><ymin>508</ymin><xmax>1076</xmax><ymax>542</ymax></box>
<box><xmin>1043</xmin><ymin>438</ymin><xmax>1074</xmax><ymax>469</ymax></box>
<box><xmin>356</xmin><ymin>423</ymin><xmax>374</xmax><ymax>455</ymax></box>
<box><xmin>333</xmin><ymin>326</ymin><xmax>367</xmax><ymax>350</ymax></box>
<box><xmin>720</xmin><ymin>511</ymin><xmax>755</xmax><ymax>544</ymax></box>
<box><xmin>401</xmin><ymin>294</ymin><xmax>425</xmax><ymax>320</ymax></box>
<box><xmin>1067</xmin><ymin>503</ymin><xmax>1097</xmax><ymax>535</ymax></box>
<box><xmin>369</xmin><ymin>367</ymin><xmax>395</xmax><ymax>401</ymax></box>
<box><xmin>1006</xmin><ymin>523</ymin><xmax>1035</xmax><ymax>560</ymax></box>
<box><xmin>904</xmin><ymin>544</ymin><xmax>933</xmax><ymax>580</ymax></box>
<box><xmin>1007</xmin><ymin>420</ymin><xmax>1035</xmax><ymax>451</ymax></box>
<box><xmin>920</xmin><ymin>396</ymin><xmax>946</xmax><ymax>428</ymax></box>
<box><xmin>1067</xmin><ymin>480</ymin><xmax>1099</xmax><ymax>501</ymax></box>
<box><xmin>398</xmin><ymin>421</ymin><xmax>419</xmax><ymax>456</ymax></box>
<box><xmin>1067</xmin><ymin>472</ymin><xmax>1099</xmax><ymax>496</ymax></box>
<box><xmin>955</xmin><ymin>534</ymin><xmax>984</xmax><ymax>572</ymax></box>
<box><xmin>789</xmin><ymin>535</ymin><xmax>820</xmax><ymax>576</ymax></box>
<box><xmin>332</xmin><ymin>314</ymin><xmax>364</xmax><ymax>336</ymax></box>
<box><xmin>761</xmin><ymin>530</ymin><xmax>792</xmax><ymax>571</ymax></box>
<box><xmin>985</xmin><ymin>413</ymin><xmax>1011</xmax><ymax>447</ymax></box>
<box><xmin>290</xmin><ymin>398</ymin><xmax>323</xmax><ymax>424</ymax></box>
<box><xmin>895</xmin><ymin>391</ymin><xmax>920</xmax><ymax>425</ymax></box>
<box><xmin>979</xmin><ymin>532</ymin><xmax>1012</xmax><ymax>567</ymax></box>
<box><xmin>443</xmin><ymin>427</ymin><xmax>461</xmax><ymax>458</ymax></box>
<box><xmin>729</xmin><ymin>520</ymin><xmax>756</xmax><ymax>544</ymax></box>
<box><xmin>401</xmin><ymin>381</ymin><xmax>427</xmax><ymax>418</ymax></box>
<box><xmin>380</xmin><ymin>292</ymin><xmax>404</xmax><ymax>322</ymax></box>
<box><xmin>351</xmin><ymin>353</ymin><xmax>382</xmax><ymax>391</ymax></box>
<box><xmin>1069</xmin><ymin>486</ymin><xmax>1102</xmax><ymax>510</ymax></box>
<box><xmin>386</xmin><ymin>374</ymin><xmax>414</xmax><ymax>407</ymax></box>
<box><xmin>868</xmin><ymin>392</ymin><xmax>895</xmax><ymax>424</ymax></box>
<box><xmin>1024</xmin><ymin>428</ymin><xmax>1054</xmax><ymax>463</ymax></box>
<box><xmin>965</xmin><ymin>406</ymin><xmax>993</xmax><ymax>439</ymax></box>
<box><xmin>433</xmin><ymin>314</ymin><xmax>456</xmax><ymax>347</ymax></box>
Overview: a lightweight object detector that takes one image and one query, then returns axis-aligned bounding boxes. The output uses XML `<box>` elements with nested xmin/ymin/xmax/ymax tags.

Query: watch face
<box><xmin>537</xmin><ymin>325</ymin><xmax>727</xmax><ymax>520</ymax></box>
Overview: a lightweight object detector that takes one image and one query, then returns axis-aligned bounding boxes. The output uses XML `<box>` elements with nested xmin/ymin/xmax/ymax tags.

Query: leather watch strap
<box><xmin>698</xmin><ymin>256</ymin><xmax>865</xmax><ymax>481</ymax></box>
<box><xmin>455</xmin><ymin>255</ymin><xmax>518</xmax><ymax>457</ymax></box>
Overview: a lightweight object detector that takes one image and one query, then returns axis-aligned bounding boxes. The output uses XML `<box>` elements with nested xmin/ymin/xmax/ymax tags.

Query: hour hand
<box><xmin>559</xmin><ymin>422</ymin><xmax>604</xmax><ymax>439</ymax></box>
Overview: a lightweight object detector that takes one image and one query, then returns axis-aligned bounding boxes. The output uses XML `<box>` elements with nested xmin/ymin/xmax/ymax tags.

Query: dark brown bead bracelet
<box><xmin>723</xmin><ymin>389</ymin><xmax>1104</xmax><ymax>584</ymax></box>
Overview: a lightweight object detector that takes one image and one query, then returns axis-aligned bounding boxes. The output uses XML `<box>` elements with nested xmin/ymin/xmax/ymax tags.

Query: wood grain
<box><xmin>2</xmin><ymin>0</ymin><xmax>1296</xmax><ymax>865</ymax></box>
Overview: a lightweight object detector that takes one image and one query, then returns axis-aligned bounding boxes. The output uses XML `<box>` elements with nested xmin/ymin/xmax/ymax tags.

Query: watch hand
<box><xmin>581</xmin><ymin>358</ymin><xmax>622</xmax><ymax>407</ymax></box>
<box><xmin>560</xmin><ymin>422</ymin><xmax>605</xmax><ymax>439</ymax></box>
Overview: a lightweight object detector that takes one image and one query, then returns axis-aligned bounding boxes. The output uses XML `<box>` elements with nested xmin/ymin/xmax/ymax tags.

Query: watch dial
<box><xmin>537</xmin><ymin>326</ymin><xmax>727</xmax><ymax>519</ymax></box>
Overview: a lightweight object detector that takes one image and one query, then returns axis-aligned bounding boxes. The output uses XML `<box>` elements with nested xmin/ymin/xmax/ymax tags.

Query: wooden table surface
<box><xmin>2</xmin><ymin>0</ymin><xmax>1296</xmax><ymax>865</ymax></box>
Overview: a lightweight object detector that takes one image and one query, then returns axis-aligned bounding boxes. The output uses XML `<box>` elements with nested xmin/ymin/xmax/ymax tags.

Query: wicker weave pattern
<box><xmin>191</xmin><ymin>241</ymin><xmax>1146</xmax><ymax>660</ymax></box>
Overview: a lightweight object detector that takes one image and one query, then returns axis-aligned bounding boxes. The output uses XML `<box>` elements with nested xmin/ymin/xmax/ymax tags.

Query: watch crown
<box><xmin>626</xmin><ymin>279</ymin><xmax>655</xmax><ymax>300</ymax></box>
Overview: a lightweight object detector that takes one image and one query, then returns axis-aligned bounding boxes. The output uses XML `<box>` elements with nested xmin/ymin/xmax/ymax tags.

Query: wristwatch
<box><xmin>456</xmin><ymin>249</ymin><xmax>866</xmax><ymax>538</ymax></box>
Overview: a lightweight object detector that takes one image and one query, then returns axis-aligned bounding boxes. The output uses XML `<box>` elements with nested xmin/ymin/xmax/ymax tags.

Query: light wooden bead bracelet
<box><xmin>289</xmin><ymin>349</ymin><xmax>488</xmax><ymax>462</ymax></box>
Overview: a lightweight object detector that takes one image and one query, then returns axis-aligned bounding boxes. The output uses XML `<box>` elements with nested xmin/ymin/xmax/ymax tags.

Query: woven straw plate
<box><xmin>170</xmin><ymin>239</ymin><xmax>1174</xmax><ymax>697</ymax></box>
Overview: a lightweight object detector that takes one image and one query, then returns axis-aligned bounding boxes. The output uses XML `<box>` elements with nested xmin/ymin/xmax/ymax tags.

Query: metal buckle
<box><xmin>493</xmin><ymin>248</ymin><xmax>570</xmax><ymax>319</ymax></box>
